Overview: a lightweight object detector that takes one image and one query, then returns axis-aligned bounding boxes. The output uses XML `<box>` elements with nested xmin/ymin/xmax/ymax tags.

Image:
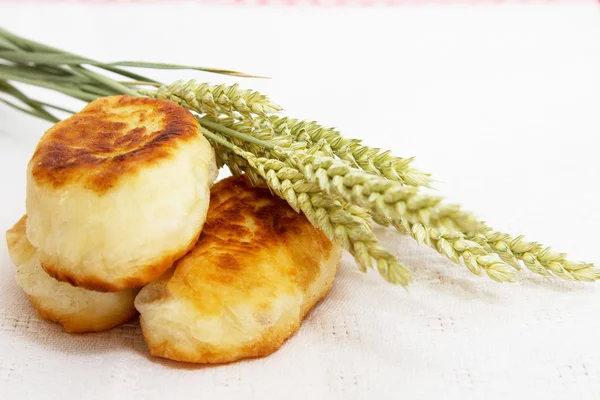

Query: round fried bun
<box><xmin>6</xmin><ymin>216</ymin><xmax>138</xmax><ymax>333</ymax></box>
<box><xmin>135</xmin><ymin>175</ymin><xmax>342</xmax><ymax>364</ymax></box>
<box><xmin>26</xmin><ymin>96</ymin><xmax>217</xmax><ymax>291</ymax></box>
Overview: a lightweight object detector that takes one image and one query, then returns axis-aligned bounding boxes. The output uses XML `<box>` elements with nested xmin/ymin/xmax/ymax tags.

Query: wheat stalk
<box><xmin>377</xmin><ymin>218</ymin><xmax>516</xmax><ymax>282</ymax></box>
<box><xmin>421</xmin><ymin>201</ymin><xmax>600</xmax><ymax>281</ymax></box>
<box><xmin>1</xmin><ymin>28</ymin><xmax>596</xmax><ymax>286</ymax></box>
<box><xmin>145</xmin><ymin>81</ymin><xmax>433</xmax><ymax>189</ymax></box>
<box><xmin>178</xmin><ymin>92</ymin><xmax>595</xmax><ymax>285</ymax></box>
<box><xmin>270</xmin><ymin>116</ymin><xmax>433</xmax><ymax>188</ymax></box>
<box><xmin>284</xmin><ymin>149</ymin><xmax>597</xmax><ymax>283</ymax></box>
<box><xmin>204</xmin><ymin>130</ymin><xmax>412</xmax><ymax>285</ymax></box>
<box><xmin>468</xmin><ymin>229</ymin><xmax>600</xmax><ymax>282</ymax></box>
<box><xmin>141</xmin><ymin>80</ymin><xmax>281</xmax><ymax>120</ymax></box>
<box><xmin>204</xmin><ymin>123</ymin><xmax>519</xmax><ymax>282</ymax></box>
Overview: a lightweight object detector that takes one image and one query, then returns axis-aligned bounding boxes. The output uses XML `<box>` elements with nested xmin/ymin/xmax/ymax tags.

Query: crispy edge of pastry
<box><xmin>38</xmin><ymin>231</ymin><xmax>201</xmax><ymax>293</ymax></box>
<box><xmin>6</xmin><ymin>215</ymin><xmax>139</xmax><ymax>333</ymax></box>
<box><xmin>25</xmin><ymin>95</ymin><xmax>217</xmax><ymax>292</ymax></box>
<box><xmin>29</xmin><ymin>95</ymin><xmax>200</xmax><ymax>194</ymax></box>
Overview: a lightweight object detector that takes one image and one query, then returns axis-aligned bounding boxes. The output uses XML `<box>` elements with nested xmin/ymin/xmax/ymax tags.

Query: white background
<box><xmin>1</xmin><ymin>2</ymin><xmax>600</xmax><ymax>399</ymax></box>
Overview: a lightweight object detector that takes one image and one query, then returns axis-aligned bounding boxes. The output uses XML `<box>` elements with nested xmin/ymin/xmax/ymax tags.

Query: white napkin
<box><xmin>2</xmin><ymin>224</ymin><xmax>600</xmax><ymax>399</ymax></box>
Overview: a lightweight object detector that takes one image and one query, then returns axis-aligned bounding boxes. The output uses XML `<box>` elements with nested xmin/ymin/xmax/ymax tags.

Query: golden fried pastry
<box><xmin>6</xmin><ymin>216</ymin><xmax>138</xmax><ymax>333</ymax></box>
<box><xmin>135</xmin><ymin>175</ymin><xmax>342</xmax><ymax>364</ymax></box>
<box><xmin>26</xmin><ymin>96</ymin><xmax>217</xmax><ymax>292</ymax></box>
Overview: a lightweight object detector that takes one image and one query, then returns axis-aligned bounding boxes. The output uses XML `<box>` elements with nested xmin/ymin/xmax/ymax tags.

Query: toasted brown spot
<box><xmin>165</xmin><ymin>175</ymin><xmax>334</xmax><ymax>315</ymax></box>
<box><xmin>29</xmin><ymin>95</ymin><xmax>200</xmax><ymax>194</ymax></box>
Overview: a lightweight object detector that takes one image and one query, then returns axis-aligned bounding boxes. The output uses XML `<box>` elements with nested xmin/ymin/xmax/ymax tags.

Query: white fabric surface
<box><xmin>1</xmin><ymin>2</ymin><xmax>600</xmax><ymax>399</ymax></box>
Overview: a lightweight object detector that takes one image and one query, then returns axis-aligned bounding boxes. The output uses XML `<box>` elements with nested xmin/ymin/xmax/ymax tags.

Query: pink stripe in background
<box><xmin>0</xmin><ymin>0</ymin><xmax>596</xmax><ymax>4</ymax></box>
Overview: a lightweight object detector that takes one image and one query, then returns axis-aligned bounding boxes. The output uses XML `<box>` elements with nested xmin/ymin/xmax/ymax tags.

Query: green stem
<box><xmin>0</xmin><ymin>80</ymin><xmax>58</xmax><ymax>121</ymax></box>
<box><xmin>101</xmin><ymin>66</ymin><xmax>158</xmax><ymax>83</ymax></box>
<box><xmin>0</xmin><ymin>28</ymin><xmax>158</xmax><ymax>83</ymax></box>
<box><xmin>38</xmin><ymin>102</ymin><xmax>76</xmax><ymax>115</ymax></box>
<box><xmin>0</xmin><ymin>35</ymin><xmax>20</xmax><ymax>51</ymax></box>
<box><xmin>0</xmin><ymin>98</ymin><xmax>58</xmax><ymax>123</ymax></box>
<box><xmin>77</xmin><ymin>83</ymin><xmax>116</xmax><ymax>98</ymax></box>
<box><xmin>201</xmin><ymin>128</ymin><xmax>236</xmax><ymax>149</ymax></box>
<box><xmin>0</xmin><ymin>64</ymin><xmax>92</xmax><ymax>84</ymax></box>
<box><xmin>107</xmin><ymin>61</ymin><xmax>264</xmax><ymax>79</ymax></box>
<box><xmin>0</xmin><ymin>50</ymin><xmax>92</xmax><ymax>65</ymax></box>
<box><xmin>119</xmin><ymin>81</ymin><xmax>162</xmax><ymax>87</ymax></box>
<box><xmin>0</xmin><ymin>29</ymin><xmax>255</xmax><ymax>80</ymax></box>
<box><xmin>70</xmin><ymin>65</ymin><xmax>141</xmax><ymax>97</ymax></box>
<box><xmin>0</xmin><ymin>30</ymin><xmax>86</xmax><ymax>81</ymax></box>
<box><xmin>198</xmin><ymin>118</ymin><xmax>275</xmax><ymax>149</ymax></box>
<box><xmin>0</xmin><ymin>72</ymin><xmax>98</xmax><ymax>102</ymax></box>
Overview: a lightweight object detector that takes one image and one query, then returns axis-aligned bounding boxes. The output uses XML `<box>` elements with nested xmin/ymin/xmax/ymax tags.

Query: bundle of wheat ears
<box><xmin>1</xmin><ymin>27</ymin><xmax>597</xmax><ymax>287</ymax></box>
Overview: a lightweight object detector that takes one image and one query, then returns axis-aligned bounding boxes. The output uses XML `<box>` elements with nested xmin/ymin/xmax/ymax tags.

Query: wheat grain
<box><xmin>204</xmin><ymin>130</ymin><xmax>412</xmax><ymax>285</ymax></box>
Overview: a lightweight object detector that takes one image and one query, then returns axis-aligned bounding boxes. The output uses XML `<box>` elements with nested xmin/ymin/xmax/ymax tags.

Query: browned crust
<box><xmin>28</xmin><ymin>296</ymin><xmax>138</xmax><ymax>334</ymax></box>
<box><xmin>40</xmin><ymin>227</ymin><xmax>203</xmax><ymax>292</ymax></box>
<box><xmin>141</xmin><ymin>272</ymin><xmax>337</xmax><ymax>364</ymax></box>
<box><xmin>163</xmin><ymin>175</ymin><xmax>335</xmax><ymax>308</ymax></box>
<box><xmin>184</xmin><ymin>175</ymin><xmax>334</xmax><ymax>291</ymax></box>
<box><xmin>29</xmin><ymin>95</ymin><xmax>200</xmax><ymax>194</ymax></box>
<box><xmin>139</xmin><ymin>175</ymin><xmax>339</xmax><ymax>364</ymax></box>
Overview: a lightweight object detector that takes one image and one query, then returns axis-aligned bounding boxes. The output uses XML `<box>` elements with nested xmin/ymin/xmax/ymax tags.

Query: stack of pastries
<box><xmin>5</xmin><ymin>96</ymin><xmax>342</xmax><ymax>364</ymax></box>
